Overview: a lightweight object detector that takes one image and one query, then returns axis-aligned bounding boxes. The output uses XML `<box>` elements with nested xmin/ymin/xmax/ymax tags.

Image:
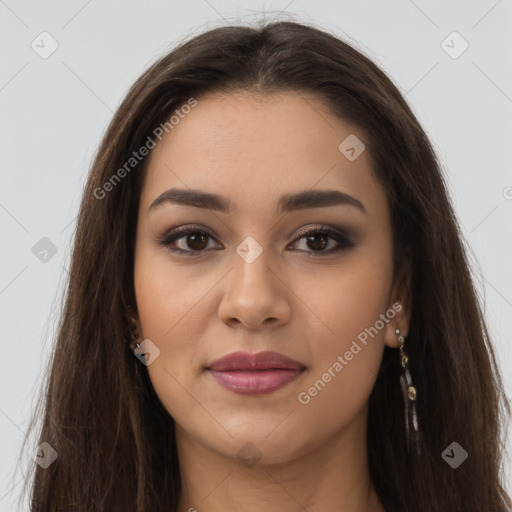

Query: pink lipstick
<box><xmin>206</xmin><ymin>350</ymin><xmax>306</xmax><ymax>395</ymax></box>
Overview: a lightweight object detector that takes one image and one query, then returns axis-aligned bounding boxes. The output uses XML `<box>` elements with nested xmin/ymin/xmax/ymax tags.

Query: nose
<box><xmin>217</xmin><ymin>248</ymin><xmax>292</xmax><ymax>330</ymax></box>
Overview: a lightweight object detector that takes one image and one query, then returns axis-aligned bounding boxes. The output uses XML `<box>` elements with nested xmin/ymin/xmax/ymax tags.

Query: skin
<box><xmin>131</xmin><ymin>90</ymin><xmax>410</xmax><ymax>512</ymax></box>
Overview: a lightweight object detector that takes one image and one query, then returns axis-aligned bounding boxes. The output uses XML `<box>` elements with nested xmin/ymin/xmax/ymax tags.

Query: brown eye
<box><xmin>304</xmin><ymin>232</ymin><xmax>329</xmax><ymax>251</ymax></box>
<box><xmin>183</xmin><ymin>232</ymin><xmax>209</xmax><ymax>251</ymax></box>
<box><xmin>158</xmin><ymin>227</ymin><xmax>218</xmax><ymax>253</ymax></box>
<box><xmin>290</xmin><ymin>226</ymin><xmax>354</xmax><ymax>256</ymax></box>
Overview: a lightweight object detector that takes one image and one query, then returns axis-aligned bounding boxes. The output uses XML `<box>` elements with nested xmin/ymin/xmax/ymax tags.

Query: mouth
<box><xmin>205</xmin><ymin>350</ymin><xmax>307</xmax><ymax>395</ymax></box>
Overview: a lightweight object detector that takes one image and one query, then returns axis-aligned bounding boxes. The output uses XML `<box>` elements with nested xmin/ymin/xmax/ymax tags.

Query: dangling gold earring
<box><xmin>396</xmin><ymin>328</ymin><xmax>422</xmax><ymax>457</ymax></box>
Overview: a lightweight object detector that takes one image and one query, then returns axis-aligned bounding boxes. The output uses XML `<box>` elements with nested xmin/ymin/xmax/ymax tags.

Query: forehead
<box><xmin>140</xmin><ymin>90</ymin><xmax>386</xmax><ymax>218</ymax></box>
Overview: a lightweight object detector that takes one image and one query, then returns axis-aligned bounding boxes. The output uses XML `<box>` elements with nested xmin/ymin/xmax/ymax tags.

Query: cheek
<box><xmin>292</xmin><ymin>252</ymin><xmax>392</xmax><ymax>410</ymax></box>
<box><xmin>135</xmin><ymin>262</ymin><xmax>212</xmax><ymax>350</ymax></box>
<box><xmin>296</xmin><ymin>249</ymin><xmax>392</xmax><ymax>344</ymax></box>
<box><xmin>133</xmin><ymin>258</ymin><xmax>214</xmax><ymax>422</ymax></box>
<box><xmin>133</xmin><ymin>243</ymin><xmax>211</xmax><ymax>373</ymax></box>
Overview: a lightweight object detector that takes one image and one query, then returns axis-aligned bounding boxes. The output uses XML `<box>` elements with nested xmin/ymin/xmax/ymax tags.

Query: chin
<box><xmin>209</xmin><ymin>425</ymin><xmax>314</xmax><ymax>467</ymax></box>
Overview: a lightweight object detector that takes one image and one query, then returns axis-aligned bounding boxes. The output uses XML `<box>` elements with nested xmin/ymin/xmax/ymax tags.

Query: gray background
<box><xmin>1</xmin><ymin>1</ymin><xmax>511</xmax><ymax>510</ymax></box>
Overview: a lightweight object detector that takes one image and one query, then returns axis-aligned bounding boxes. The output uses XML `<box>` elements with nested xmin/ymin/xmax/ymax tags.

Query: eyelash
<box><xmin>157</xmin><ymin>224</ymin><xmax>355</xmax><ymax>257</ymax></box>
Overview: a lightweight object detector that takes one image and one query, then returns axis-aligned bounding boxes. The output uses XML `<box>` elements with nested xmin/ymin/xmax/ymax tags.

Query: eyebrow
<box><xmin>148</xmin><ymin>188</ymin><xmax>367</xmax><ymax>214</ymax></box>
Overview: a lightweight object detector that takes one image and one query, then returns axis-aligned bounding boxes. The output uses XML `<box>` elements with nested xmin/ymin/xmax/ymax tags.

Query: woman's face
<box><xmin>133</xmin><ymin>90</ymin><xmax>409</xmax><ymax>464</ymax></box>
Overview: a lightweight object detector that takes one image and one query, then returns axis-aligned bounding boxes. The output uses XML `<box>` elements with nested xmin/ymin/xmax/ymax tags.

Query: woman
<box><xmin>18</xmin><ymin>19</ymin><xmax>511</xmax><ymax>512</ymax></box>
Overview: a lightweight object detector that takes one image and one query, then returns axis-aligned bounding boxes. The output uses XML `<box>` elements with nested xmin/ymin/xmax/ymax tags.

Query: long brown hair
<box><xmin>16</xmin><ymin>19</ymin><xmax>511</xmax><ymax>512</ymax></box>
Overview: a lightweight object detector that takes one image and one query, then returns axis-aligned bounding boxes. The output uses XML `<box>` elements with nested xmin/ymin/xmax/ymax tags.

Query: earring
<box><xmin>396</xmin><ymin>329</ymin><xmax>421</xmax><ymax>457</ymax></box>
<box><xmin>131</xmin><ymin>330</ymin><xmax>141</xmax><ymax>350</ymax></box>
<box><xmin>126</xmin><ymin>306</ymin><xmax>141</xmax><ymax>349</ymax></box>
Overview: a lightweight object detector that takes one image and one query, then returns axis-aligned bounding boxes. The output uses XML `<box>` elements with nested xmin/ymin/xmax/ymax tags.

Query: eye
<box><xmin>157</xmin><ymin>226</ymin><xmax>219</xmax><ymax>254</ymax></box>
<box><xmin>157</xmin><ymin>224</ymin><xmax>354</xmax><ymax>256</ymax></box>
<box><xmin>289</xmin><ymin>225</ymin><xmax>354</xmax><ymax>256</ymax></box>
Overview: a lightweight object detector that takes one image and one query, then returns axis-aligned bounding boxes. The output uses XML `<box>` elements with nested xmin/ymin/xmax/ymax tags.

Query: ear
<box><xmin>126</xmin><ymin>307</ymin><xmax>142</xmax><ymax>351</ymax></box>
<box><xmin>384</xmin><ymin>259</ymin><xmax>412</xmax><ymax>349</ymax></box>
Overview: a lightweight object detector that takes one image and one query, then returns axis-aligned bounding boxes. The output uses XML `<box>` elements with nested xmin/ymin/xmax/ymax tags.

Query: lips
<box><xmin>206</xmin><ymin>351</ymin><xmax>306</xmax><ymax>395</ymax></box>
<box><xmin>207</xmin><ymin>350</ymin><xmax>306</xmax><ymax>372</ymax></box>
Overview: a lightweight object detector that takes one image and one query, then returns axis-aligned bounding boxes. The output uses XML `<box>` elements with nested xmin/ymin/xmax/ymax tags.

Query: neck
<box><xmin>175</xmin><ymin>409</ymin><xmax>385</xmax><ymax>512</ymax></box>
